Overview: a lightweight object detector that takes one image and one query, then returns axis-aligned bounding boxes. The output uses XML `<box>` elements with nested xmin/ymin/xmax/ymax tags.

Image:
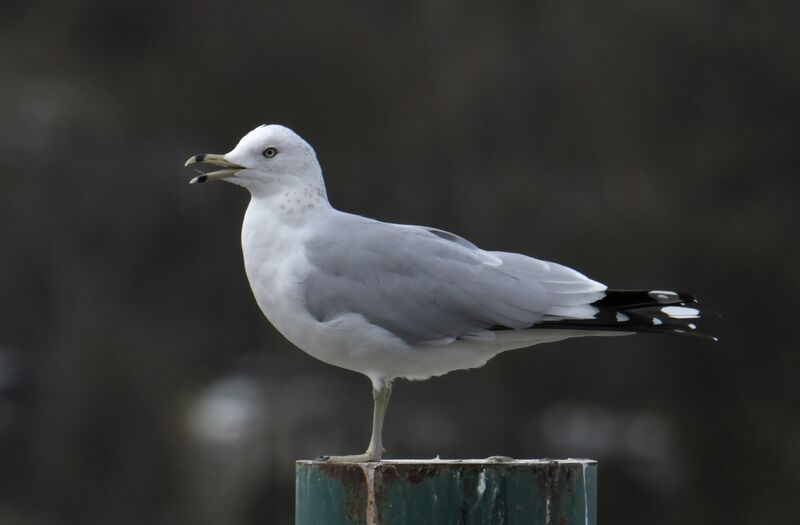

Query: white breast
<box><xmin>241</xmin><ymin>195</ymin><xmax>315</xmax><ymax>345</ymax></box>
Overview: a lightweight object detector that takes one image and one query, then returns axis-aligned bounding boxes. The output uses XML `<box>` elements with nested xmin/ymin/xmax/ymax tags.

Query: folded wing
<box><xmin>302</xmin><ymin>214</ymin><xmax>606</xmax><ymax>344</ymax></box>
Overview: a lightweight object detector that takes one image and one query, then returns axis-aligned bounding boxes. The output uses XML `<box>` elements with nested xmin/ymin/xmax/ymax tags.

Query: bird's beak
<box><xmin>184</xmin><ymin>154</ymin><xmax>246</xmax><ymax>184</ymax></box>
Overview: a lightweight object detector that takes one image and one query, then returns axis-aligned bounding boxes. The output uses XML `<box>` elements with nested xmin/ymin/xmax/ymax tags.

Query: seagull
<box><xmin>186</xmin><ymin>125</ymin><xmax>713</xmax><ymax>462</ymax></box>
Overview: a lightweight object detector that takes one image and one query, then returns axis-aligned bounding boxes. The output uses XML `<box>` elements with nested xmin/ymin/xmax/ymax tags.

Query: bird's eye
<box><xmin>262</xmin><ymin>147</ymin><xmax>278</xmax><ymax>158</ymax></box>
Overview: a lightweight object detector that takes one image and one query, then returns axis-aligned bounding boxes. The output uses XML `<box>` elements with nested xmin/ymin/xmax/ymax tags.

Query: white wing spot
<box><xmin>616</xmin><ymin>312</ymin><xmax>630</xmax><ymax>322</ymax></box>
<box><xmin>662</xmin><ymin>306</ymin><xmax>700</xmax><ymax>319</ymax></box>
<box><xmin>649</xmin><ymin>290</ymin><xmax>679</xmax><ymax>302</ymax></box>
<box><xmin>652</xmin><ymin>318</ymin><xmax>663</xmax><ymax>326</ymax></box>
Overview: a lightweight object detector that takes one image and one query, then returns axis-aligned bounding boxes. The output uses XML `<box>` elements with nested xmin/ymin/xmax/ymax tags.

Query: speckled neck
<box><xmin>245</xmin><ymin>175</ymin><xmax>332</xmax><ymax>230</ymax></box>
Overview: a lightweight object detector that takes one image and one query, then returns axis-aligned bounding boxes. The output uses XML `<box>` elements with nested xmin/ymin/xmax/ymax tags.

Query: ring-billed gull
<box><xmin>185</xmin><ymin>125</ymin><xmax>713</xmax><ymax>462</ymax></box>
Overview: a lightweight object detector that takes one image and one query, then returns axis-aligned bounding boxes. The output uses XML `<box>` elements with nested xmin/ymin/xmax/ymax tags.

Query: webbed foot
<box><xmin>317</xmin><ymin>451</ymin><xmax>383</xmax><ymax>463</ymax></box>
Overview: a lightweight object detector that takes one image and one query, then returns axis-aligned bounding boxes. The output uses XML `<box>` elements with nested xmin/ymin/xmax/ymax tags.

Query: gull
<box><xmin>185</xmin><ymin>125</ymin><xmax>713</xmax><ymax>462</ymax></box>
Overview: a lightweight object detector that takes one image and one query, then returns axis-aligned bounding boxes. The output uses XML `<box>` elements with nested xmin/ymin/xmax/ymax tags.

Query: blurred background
<box><xmin>1</xmin><ymin>0</ymin><xmax>797</xmax><ymax>523</ymax></box>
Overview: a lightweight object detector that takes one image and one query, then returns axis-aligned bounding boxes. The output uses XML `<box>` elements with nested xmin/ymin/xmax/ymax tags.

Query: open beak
<box><xmin>184</xmin><ymin>154</ymin><xmax>245</xmax><ymax>184</ymax></box>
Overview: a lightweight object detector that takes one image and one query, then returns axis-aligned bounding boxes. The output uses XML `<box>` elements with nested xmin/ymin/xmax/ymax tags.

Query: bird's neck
<box><xmin>244</xmin><ymin>176</ymin><xmax>333</xmax><ymax>232</ymax></box>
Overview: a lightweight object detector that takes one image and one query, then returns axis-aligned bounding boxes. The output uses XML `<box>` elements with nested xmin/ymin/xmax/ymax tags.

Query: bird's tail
<box><xmin>535</xmin><ymin>289</ymin><xmax>718</xmax><ymax>341</ymax></box>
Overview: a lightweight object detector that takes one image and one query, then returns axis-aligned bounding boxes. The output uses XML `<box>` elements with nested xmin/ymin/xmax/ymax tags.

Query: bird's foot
<box><xmin>317</xmin><ymin>448</ymin><xmax>383</xmax><ymax>463</ymax></box>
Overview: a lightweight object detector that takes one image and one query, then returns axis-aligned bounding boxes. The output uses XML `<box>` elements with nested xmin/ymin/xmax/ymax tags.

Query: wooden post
<box><xmin>296</xmin><ymin>459</ymin><xmax>596</xmax><ymax>524</ymax></box>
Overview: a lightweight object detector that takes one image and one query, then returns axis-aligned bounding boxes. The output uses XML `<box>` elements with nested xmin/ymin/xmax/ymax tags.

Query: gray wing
<box><xmin>303</xmin><ymin>213</ymin><xmax>606</xmax><ymax>344</ymax></box>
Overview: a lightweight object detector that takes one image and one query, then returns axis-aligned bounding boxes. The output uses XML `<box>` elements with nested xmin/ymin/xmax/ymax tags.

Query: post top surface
<box><xmin>297</xmin><ymin>457</ymin><xmax>596</xmax><ymax>466</ymax></box>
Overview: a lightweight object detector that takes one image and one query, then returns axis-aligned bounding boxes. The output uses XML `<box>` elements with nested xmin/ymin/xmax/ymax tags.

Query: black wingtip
<box><xmin>524</xmin><ymin>289</ymin><xmax>718</xmax><ymax>341</ymax></box>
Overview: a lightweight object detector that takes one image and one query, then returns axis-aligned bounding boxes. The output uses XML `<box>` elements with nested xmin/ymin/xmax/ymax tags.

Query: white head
<box><xmin>185</xmin><ymin>125</ymin><xmax>325</xmax><ymax>196</ymax></box>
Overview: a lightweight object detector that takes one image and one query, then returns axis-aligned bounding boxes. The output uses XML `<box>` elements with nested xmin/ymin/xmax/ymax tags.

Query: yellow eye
<box><xmin>262</xmin><ymin>147</ymin><xmax>278</xmax><ymax>158</ymax></box>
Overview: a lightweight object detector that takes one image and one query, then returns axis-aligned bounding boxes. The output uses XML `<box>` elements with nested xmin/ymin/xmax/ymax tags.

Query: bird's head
<box><xmin>185</xmin><ymin>125</ymin><xmax>323</xmax><ymax>194</ymax></box>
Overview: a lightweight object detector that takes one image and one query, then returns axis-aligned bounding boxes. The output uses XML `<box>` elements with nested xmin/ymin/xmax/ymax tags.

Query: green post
<box><xmin>296</xmin><ymin>459</ymin><xmax>596</xmax><ymax>525</ymax></box>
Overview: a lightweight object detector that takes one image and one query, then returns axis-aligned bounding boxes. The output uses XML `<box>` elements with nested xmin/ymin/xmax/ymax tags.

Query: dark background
<box><xmin>1</xmin><ymin>1</ymin><xmax>797</xmax><ymax>523</ymax></box>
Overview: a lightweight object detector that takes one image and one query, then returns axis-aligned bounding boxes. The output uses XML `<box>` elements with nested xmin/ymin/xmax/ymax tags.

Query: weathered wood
<box><xmin>296</xmin><ymin>459</ymin><xmax>596</xmax><ymax>525</ymax></box>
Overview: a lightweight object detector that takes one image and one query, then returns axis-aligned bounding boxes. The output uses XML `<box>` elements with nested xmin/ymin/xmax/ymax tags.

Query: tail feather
<box><xmin>533</xmin><ymin>289</ymin><xmax>718</xmax><ymax>341</ymax></box>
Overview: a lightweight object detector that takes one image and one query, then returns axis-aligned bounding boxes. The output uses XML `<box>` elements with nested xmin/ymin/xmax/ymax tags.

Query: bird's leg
<box><xmin>364</xmin><ymin>383</ymin><xmax>392</xmax><ymax>459</ymax></box>
<box><xmin>322</xmin><ymin>383</ymin><xmax>392</xmax><ymax>463</ymax></box>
